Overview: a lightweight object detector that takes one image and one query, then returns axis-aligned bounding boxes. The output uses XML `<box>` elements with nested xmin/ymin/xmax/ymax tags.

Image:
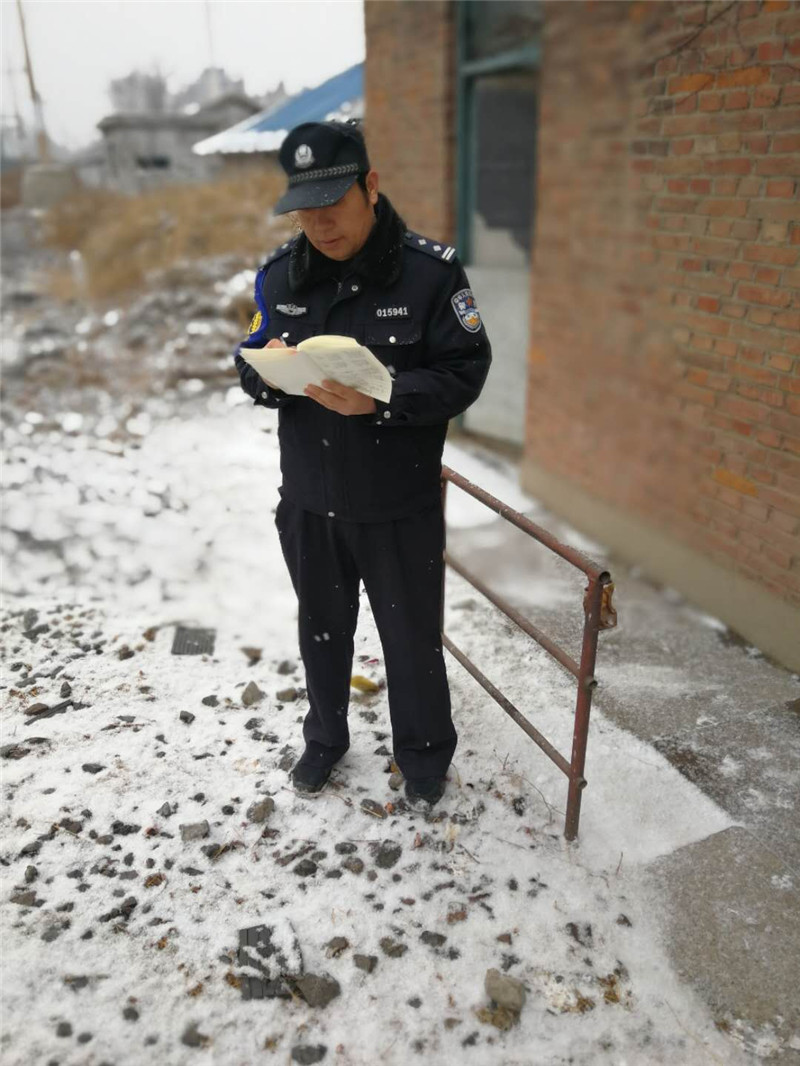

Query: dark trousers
<box><xmin>274</xmin><ymin>495</ymin><xmax>456</xmax><ymax>780</ymax></box>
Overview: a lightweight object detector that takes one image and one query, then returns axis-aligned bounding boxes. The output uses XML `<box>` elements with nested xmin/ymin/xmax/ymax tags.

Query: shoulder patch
<box><xmin>451</xmin><ymin>288</ymin><xmax>482</xmax><ymax>333</ymax></box>
<box><xmin>403</xmin><ymin>230</ymin><xmax>457</xmax><ymax>263</ymax></box>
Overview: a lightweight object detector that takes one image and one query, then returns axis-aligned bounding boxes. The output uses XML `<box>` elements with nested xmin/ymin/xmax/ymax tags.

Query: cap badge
<box><xmin>294</xmin><ymin>144</ymin><xmax>314</xmax><ymax>169</ymax></box>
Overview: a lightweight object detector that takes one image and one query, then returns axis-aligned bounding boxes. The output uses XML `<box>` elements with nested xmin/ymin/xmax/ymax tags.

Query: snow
<box><xmin>1</xmin><ymin>396</ymin><xmax>753</xmax><ymax>1065</ymax></box>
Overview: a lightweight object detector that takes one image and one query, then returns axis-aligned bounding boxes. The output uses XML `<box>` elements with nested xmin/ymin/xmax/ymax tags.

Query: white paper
<box><xmin>240</xmin><ymin>335</ymin><xmax>393</xmax><ymax>404</ymax></box>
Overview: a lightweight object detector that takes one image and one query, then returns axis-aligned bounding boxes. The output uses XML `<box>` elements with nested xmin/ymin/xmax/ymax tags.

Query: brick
<box><xmin>753</xmin><ymin>85</ymin><xmax>782</xmax><ymax>108</ymax></box>
<box><xmin>765</xmin><ymin>108</ymin><xmax>800</xmax><ymax>131</ymax></box>
<box><xmin>668</xmin><ymin>73</ymin><xmax>715</xmax><ymax>94</ymax></box>
<box><xmin>723</xmin><ymin>90</ymin><xmax>750</xmax><ymax>111</ymax></box>
<box><xmin>748</xmin><ymin>200</ymin><xmax>800</xmax><ymax>222</ymax></box>
<box><xmin>757</xmin><ymin>40</ymin><xmax>785</xmax><ymax>61</ymax></box>
<box><xmin>703</xmin><ymin>158</ymin><xmax>752</xmax><ymax>175</ymax></box>
<box><xmin>755</xmin><ymin>157</ymin><xmax>800</xmax><ymax>176</ymax></box>
<box><xmin>757</xmin><ymin>427</ymin><xmax>784</xmax><ymax>448</ymax></box>
<box><xmin>737</xmin><ymin>284</ymin><xmax>792</xmax><ymax>308</ymax></box>
<box><xmin>765</xmin><ymin>179</ymin><xmax>797</xmax><ymax>197</ymax></box>
<box><xmin>698</xmin><ymin>198</ymin><xmax>748</xmax><ymax>217</ymax></box>
<box><xmin>754</xmin><ymin>266</ymin><xmax>782</xmax><ymax>285</ymax></box>
<box><xmin>719</xmin><ymin>395</ymin><xmax>768</xmax><ymax>422</ymax></box>
<box><xmin>772</xmin><ymin>133</ymin><xmax>800</xmax><ymax>152</ymax></box>
<box><xmin>743</xmin><ymin>243</ymin><xmax>799</xmax><ymax>266</ymax></box>
<box><xmin>699</xmin><ymin>92</ymin><xmax>723</xmax><ymax>112</ymax></box>
<box><xmin>717</xmin><ymin>67</ymin><xmax>771</xmax><ymax>89</ymax></box>
<box><xmin>775</xmin><ymin>310</ymin><xmax>800</xmax><ymax>330</ymax></box>
<box><xmin>768</xmin><ymin>353</ymin><xmax>795</xmax><ymax>372</ymax></box>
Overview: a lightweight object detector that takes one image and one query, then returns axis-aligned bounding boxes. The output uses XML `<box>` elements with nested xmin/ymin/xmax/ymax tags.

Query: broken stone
<box><xmin>341</xmin><ymin>856</ymin><xmax>364</xmax><ymax>875</ymax></box>
<box><xmin>179</xmin><ymin>711</ymin><xmax>195</xmax><ymax>725</ymax></box>
<box><xmin>388</xmin><ymin>772</ymin><xmax>404</xmax><ymax>791</ymax></box>
<box><xmin>157</xmin><ymin>802</ymin><xmax>174</xmax><ymax>818</ymax></box>
<box><xmin>292</xmin><ymin>1046</ymin><xmax>327</xmax><ymax>1065</ymax></box>
<box><xmin>244</xmin><ymin>717</ymin><xmax>262</xmax><ymax>730</ymax></box>
<box><xmin>293</xmin><ymin>974</ymin><xmax>340</xmax><ymax>1008</ymax></box>
<box><xmin>23</xmin><ymin>702</ymin><xmax>50</xmax><ymax>716</ymax></box>
<box><xmin>180</xmin><ymin>821</ymin><xmax>210</xmax><ymax>842</ymax></box>
<box><xmin>421</xmin><ymin>931</ymin><xmax>447</xmax><ymax>947</ymax></box>
<box><xmin>181</xmin><ymin>1022</ymin><xmax>209</xmax><ymax>1048</ymax></box>
<box><xmin>360</xmin><ymin>798</ymin><xmax>387</xmax><ymax>819</ymax></box>
<box><xmin>82</xmin><ymin>763</ymin><xmax>105</xmax><ymax>774</ymax></box>
<box><xmin>111</xmin><ymin>821</ymin><xmax>140</xmax><ymax>836</ymax></box>
<box><xmin>354</xmin><ymin>953</ymin><xmax>378</xmax><ymax>973</ymax></box>
<box><xmin>334</xmin><ymin>842</ymin><xmax>357</xmax><ymax>855</ymax></box>
<box><xmin>277</xmin><ymin>660</ymin><xmax>295</xmax><ymax>675</ymax></box>
<box><xmin>11</xmin><ymin>891</ymin><xmax>37</xmax><ymax>906</ymax></box>
<box><xmin>24</xmin><ymin>865</ymin><xmax>38</xmax><ymax>884</ymax></box>
<box><xmin>373</xmin><ymin>841</ymin><xmax>402</xmax><ymax>869</ymax></box>
<box><xmin>276</xmin><ymin>687</ymin><xmax>298</xmax><ymax>702</ymax></box>
<box><xmin>1</xmin><ymin>744</ymin><xmax>30</xmax><ymax>759</ymax></box>
<box><xmin>294</xmin><ymin>858</ymin><xmax>317</xmax><ymax>877</ymax></box>
<box><xmin>380</xmin><ymin>936</ymin><xmax>407</xmax><ymax>958</ymax></box>
<box><xmin>485</xmin><ymin>968</ymin><xmax>526</xmax><ymax>1013</ymax></box>
<box><xmin>476</xmin><ymin>1004</ymin><xmax>516</xmax><ymax>1031</ymax></box>
<box><xmin>325</xmin><ymin>936</ymin><xmax>349</xmax><ymax>959</ymax></box>
<box><xmin>201</xmin><ymin>695</ymin><xmax>218</xmax><ymax>707</ymax></box>
<box><xmin>241</xmin><ymin>681</ymin><xmax>263</xmax><ymax>706</ymax></box>
<box><xmin>247</xmin><ymin>798</ymin><xmax>275</xmax><ymax>823</ymax></box>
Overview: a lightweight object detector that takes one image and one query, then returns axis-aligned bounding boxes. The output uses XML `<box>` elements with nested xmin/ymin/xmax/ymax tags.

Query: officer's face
<box><xmin>294</xmin><ymin>171</ymin><xmax>379</xmax><ymax>261</ymax></box>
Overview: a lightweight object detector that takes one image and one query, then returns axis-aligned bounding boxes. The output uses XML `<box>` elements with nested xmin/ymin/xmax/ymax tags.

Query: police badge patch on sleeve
<box><xmin>451</xmin><ymin>289</ymin><xmax>482</xmax><ymax>333</ymax></box>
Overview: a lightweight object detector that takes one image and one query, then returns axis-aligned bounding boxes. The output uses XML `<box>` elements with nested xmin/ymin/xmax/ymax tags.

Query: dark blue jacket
<box><xmin>234</xmin><ymin>194</ymin><xmax>491</xmax><ymax>522</ymax></box>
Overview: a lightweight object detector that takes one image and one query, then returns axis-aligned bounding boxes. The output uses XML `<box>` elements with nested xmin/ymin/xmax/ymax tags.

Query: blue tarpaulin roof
<box><xmin>193</xmin><ymin>62</ymin><xmax>363</xmax><ymax>156</ymax></box>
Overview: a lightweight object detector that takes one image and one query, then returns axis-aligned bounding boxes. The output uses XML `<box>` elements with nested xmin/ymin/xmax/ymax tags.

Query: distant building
<box><xmin>109</xmin><ymin>71</ymin><xmax>169</xmax><ymax>114</ymax></box>
<box><xmin>97</xmin><ymin>94</ymin><xmax>260</xmax><ymax>194</ymax></box>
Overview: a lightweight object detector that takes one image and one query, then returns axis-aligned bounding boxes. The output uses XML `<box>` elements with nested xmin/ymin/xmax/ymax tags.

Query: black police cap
<box><xmin>273</xmin><ymin>120</ymin><xmax>370</xmax><ymax>215</ymax></box>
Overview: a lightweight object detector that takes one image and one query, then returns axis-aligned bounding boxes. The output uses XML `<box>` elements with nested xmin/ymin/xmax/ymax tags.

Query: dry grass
<box><xmin>42</xmin><ymin>168</ymin><xmax>293</xmax><ymax>303</ymax></box>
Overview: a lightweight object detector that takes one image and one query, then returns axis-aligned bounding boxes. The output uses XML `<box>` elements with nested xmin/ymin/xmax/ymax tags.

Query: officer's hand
<box><xmin>258</xmin><ymin>337</ymin><xmax>296</xmax><ymax>390</ymax></box>
<box><xmin>304</xmin><ymin>380</ymin><xmax>377</xmax><ymax>416</ymax></box>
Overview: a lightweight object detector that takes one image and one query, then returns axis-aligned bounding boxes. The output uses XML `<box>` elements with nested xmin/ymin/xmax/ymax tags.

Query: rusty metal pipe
<box><xmin>442</xmin><ymin>634</ymin><xmax>581</xmax><ymax>783</ymax></box>
<box><xmin>564</xmin><ymin>576</ymin><xmax>606</xmax><ymax>842</ymax></box>
<box><xmin>442</xmin><ymin>466</ymin><xmax>608</xmax><ymax>581</ymax></box>
<box><xmin>445</xmin><ymin>551</ymin><xmax>582</xmax><ymax>680</ymax></box>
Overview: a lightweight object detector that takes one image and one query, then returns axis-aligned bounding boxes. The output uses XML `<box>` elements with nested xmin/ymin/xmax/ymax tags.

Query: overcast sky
<box><xmin>2</xmin><ymin>0</ymin><xmax>365</xmax><ymax>150</ymax></box>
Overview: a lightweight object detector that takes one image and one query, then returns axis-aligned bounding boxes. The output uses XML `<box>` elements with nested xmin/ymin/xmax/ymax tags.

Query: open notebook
<box><xmin>240</xmin><ymin>335</ymin><xmax>393</xmax><ymax>404</ymax></box>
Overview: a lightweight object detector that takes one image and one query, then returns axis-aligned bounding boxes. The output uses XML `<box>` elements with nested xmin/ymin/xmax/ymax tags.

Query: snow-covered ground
<box><xmin>1</xmin><ymin>370</ymin><xmax>755</xmax><ymax>1065</ymax></box>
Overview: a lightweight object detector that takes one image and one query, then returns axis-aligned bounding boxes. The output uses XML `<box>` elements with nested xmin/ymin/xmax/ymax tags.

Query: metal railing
<box><xmin>440</xmin><ymin>466</ymin><xmax>617</xmax><ymax>841</ymax></box>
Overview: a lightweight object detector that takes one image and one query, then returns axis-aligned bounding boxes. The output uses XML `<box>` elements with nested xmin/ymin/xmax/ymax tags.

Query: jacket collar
<box><xmin>288</xmin><ymin>193</ymin><xmax>406</xmax><ymax>293</ymax></box>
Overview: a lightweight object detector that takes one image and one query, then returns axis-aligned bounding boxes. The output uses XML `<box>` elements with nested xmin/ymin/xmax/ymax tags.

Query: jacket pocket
<box><xmin>268</xmin><ymin>319</ymin><xmax>321</xmax><ymax>347</ymax></box>
<box><xmin>362</xmin><ymin>320</ymin><xmax>423</xmax><ymax>372</ymax></box>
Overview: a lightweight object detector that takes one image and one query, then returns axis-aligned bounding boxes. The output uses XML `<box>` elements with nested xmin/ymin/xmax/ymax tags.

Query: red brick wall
<box><xmin>364</xmin><ymin>0</ymin><xmax>800</xmax><ymax>614</ymax></box>
<box><xmin>364</xmin><ymin>0</ymin><xmax>456</xmax><ymax>242</ymax></box>
<box><xmin>529</xmin><ymin>0</ymin><xmax>800</xmax><ymax>607</ymax></box>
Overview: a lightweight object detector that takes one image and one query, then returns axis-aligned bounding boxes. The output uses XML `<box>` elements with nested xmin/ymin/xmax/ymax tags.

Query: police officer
<box><xmin>235</xmin><ymin>119</ymin><xmax>491</xmax><ymax>806</ymax></box>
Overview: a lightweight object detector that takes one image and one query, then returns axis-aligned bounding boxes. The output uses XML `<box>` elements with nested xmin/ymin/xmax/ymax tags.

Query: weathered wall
<box><xmin>364</xmin><ymin>0</ymin><xmax>456</xmax><ymax>241</ymax></box>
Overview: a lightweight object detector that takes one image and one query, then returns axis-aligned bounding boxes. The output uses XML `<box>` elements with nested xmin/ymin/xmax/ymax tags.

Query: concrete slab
<box><xmin>646</xmin><ymin>826</ymin><xmax>800</xmax><ymax>1061</ymax></box>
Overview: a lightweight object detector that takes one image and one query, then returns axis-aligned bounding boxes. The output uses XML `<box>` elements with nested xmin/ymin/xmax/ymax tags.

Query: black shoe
<box><xmin>290</xmin><ymin>760</ymin><xmax>332</xmax><ymax>794</ymax></box>
<box><xmin>405</xmin><ymin>776</ymin><xmax>446</xmax><ymax>806</ymax></box>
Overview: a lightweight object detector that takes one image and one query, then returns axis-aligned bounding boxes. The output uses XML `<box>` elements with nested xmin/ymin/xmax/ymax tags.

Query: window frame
<box><xmin>455</xmin><ymin>2</ymin><xmax>541</xmax><ymax>264</ymax></box>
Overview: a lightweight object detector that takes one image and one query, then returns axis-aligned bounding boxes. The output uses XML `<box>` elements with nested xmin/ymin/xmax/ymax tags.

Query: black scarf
<box><xmin>288</xmin><ymin>192</ymin><xmax>406</xmax><ymax>293</ymax></box>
